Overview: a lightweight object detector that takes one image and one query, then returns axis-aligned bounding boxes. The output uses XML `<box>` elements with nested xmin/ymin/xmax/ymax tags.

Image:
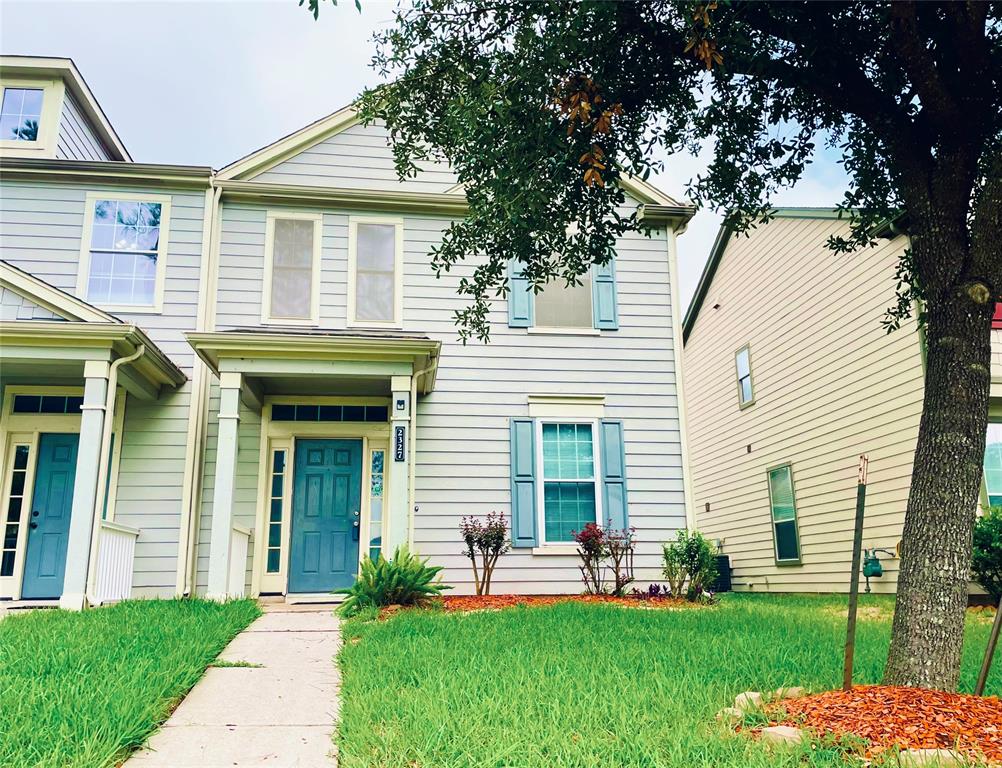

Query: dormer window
<box><xmin>0</xmin><ymin>87</ymin><xmax>43</xmax><ymax>141</ymax></box>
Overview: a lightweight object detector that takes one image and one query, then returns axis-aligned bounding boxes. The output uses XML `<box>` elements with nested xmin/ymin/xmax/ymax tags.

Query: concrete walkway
<box><xmin>125</xmin><ymin>604</ymin><xmax>341</xmax><ymax>767</ymax></box>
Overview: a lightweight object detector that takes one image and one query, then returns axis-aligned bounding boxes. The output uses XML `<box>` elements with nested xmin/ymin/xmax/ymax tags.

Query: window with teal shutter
<box><xmin>599</xmin><ymin>420</ymin><xmax>628</xmax><ymax>530</ymax></box>
<box><xmin>767</xmin><ymin>465</ymin><xmax>801</xmax><ymax>564</ymax></box>
<box><xmin>507</xmin><ymin>260</ymin><xmax>618</xmax><ymax>330</ymax></box>
<box><xmin>983</xmin><ymin>424</ymin><xmax>1002</xmax><ymax>506</ymax></box>
<box><xmin>540</xmin><ymin>423</ymin><xmax>597</xmax><ymax>543</ymax></box>
<box><xmin>509</xmin><ymin>418</ymin><xmax>537</xmax><ymax>546</ymax></box>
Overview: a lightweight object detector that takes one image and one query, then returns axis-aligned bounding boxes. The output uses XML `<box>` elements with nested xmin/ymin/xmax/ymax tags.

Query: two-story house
<box><xmin>682</xmin><ymin>209</ymin><xmax>998</xmax><ymax>594</ymax></box>
<box><xmin>0</xmin><ymin>56</ymin><xmax>694</xmax><ymax>608</ymax></box>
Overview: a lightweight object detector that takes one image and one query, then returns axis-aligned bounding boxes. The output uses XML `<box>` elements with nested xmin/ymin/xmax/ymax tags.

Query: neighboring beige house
<box><xmin>682</xmin><ymin>209</ymin><xmax>1002</xmax><ymax>594</ymax></box>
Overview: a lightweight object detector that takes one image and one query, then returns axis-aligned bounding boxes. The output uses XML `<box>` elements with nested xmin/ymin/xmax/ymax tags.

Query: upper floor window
<box><xmin>735</xmin><ymin>344</ymin><xmax>754</xmax><ymax>407</ymax></box>
<box><xmin>509</xmin><ymin>260</ymin><xmax>618</xmax><ymax>332</ymax></box>
<box><xmin>534</xmin><ymin>274</ymin><xmax>593</xmax><ymax>329</ymax></box>
<box><xmin>0</xmin><ymin>77</ymin><xmax>61</xmax><ymax>155</ymax></box>
<box><xmin>348</xmin><ymin>216</ymin><xmax>403</xmax><ymax>327</ymax></box>
<box><xmin>263</xmin><ymin>212</ymin><xmax>322</xmax><ymax>325</ymax></box>
<box><xmin>1</xmin><ymin>87</ymin><xmax>42</xmax><ymax>142</ymax></box>
<box><xmin>77</xmin><ymin>193</ymin><xmax>171</xmax><ymax>313</ymax></box>
<box><xmin>984</xmin><ymin>423</ymin><xmax>1002</xmax><ymax>507</ymax></box>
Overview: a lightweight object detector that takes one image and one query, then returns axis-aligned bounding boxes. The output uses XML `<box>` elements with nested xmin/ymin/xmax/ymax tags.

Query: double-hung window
<box><xmin>348</xmin><ymin>216</ymin><xmax>403</xmax><ymax>327</ymax></box>
<box><xmin>78</xmin><ymin>193</ymin><xmax>171</xmax><ymax>312</ymax></box>
<box><xmin>767</xmin><ymin>464</ymin><xmax>801</xmax><ymax>564</ymax></box>
<box><xmin>263</xmin><ymin>212</ymin><xmax>322</xmax><ymax>325</ymax></box>
<box><xmin>735</xmin><ymin>344</ymin><xmax>754</xmax><ymax>408</ymax></box>
<box><xmin>534</xmin><ymin>274</ymin><xmax>594</xmax><ymax>330</ymax></box>
<box><xmin>538</xmin><ymin>421</ymin><xmax>601</xmax><ymax>543</ymax></box>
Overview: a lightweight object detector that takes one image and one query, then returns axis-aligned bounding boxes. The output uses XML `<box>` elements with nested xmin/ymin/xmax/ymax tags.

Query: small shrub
<box><xmin>662</xmin><ymin>530</ymin><xmax>718</xmax><ymax>601</ymax></box>
<box><xmin>335</xmin><ymin>546</ymin><xmax>451</xmax><ymax>617</ymax></box>
<box><xmin>973</xmin><ymin>506</ymin><xmax>1002</xmax><ymax>603</ymax></box>
<box><xmin>460</xmin><ymin>512</ymin><xmax>511</xmax><ymax>595</ymax></box>
<box><xmin>572</xmin><ymin>522</ymin><xmax>636</xmax><ymax>596</ymax></box>
<box><xmin>573</xmin><ymin>522</ymin><xmax>608</xmax><ymax>594</ymax></box>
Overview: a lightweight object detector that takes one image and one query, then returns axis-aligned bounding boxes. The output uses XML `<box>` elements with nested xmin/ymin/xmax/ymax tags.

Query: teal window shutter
<box><xmin>592</xmin><ymin>260</ymin><xmax>618</xmax><ymax>330</ymax></box>
<box><xmin>509</xmin><ymin>417</ymin><xmax>537</xmax><ymax>547</ymax></box>
<box><xmin>599</xmin><ymin>420</ymin><xmax>628</xmax><ymax>529</ymax></box>
<box><xmin>508</xmin><ymin>261</ymin><xmax>533</xmax><ymax>327</ymax></box>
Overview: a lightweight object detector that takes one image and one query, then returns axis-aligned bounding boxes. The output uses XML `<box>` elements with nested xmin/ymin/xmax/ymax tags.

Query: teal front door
<box><xmin>22</xmin><ymin>433</ymin><xmax>79</xmax><ymax>600</ymax></box>
<box><xmin>289</xmin><ymin>439</ymin><xmax>362</xmax><ymax>593</ymax></box>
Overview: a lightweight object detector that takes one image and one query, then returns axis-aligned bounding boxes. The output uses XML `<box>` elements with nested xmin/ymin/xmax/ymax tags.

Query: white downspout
<box><xmin>85</xmin><ymin>343</ymin><xmax>146</xmax><ymax>601</ymax></box>
<box><xmin>407</xmin><ymin>355</ymin><xmax>437</xmax><ymax>548</ymax></box>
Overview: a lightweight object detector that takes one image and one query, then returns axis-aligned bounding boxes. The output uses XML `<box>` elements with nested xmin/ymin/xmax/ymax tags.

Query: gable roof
<box><xmin>0</xmin><ymin>259</ymin><xmax>121</xmax><ymax>323</ymax></box>
<box><xmin>216</xmin><ymin>104</ymin><xmax>686</xmax><ymax>209</ymax></box>
<box><xmin>681</xmin><ymin>208</ymin><xmax>845</xmax><ymax>343</ymax></box>
<box><xmin>0</xmin><ymin>55</ymin><xmax>130</xmax><ymax>161</ymax></box>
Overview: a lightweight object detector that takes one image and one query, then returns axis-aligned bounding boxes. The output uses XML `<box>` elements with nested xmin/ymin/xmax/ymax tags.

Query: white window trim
<box><xmin>261</xmin><ymin>210</ymin><xmax>323</xmax><ymax>326</ymax></box>
<box><xmin>527</xmin><ymin>326</ymin><xmax>601</xmax><ymax>337</ymax></box>
<box><xmin>347</xmin><ymin>215</ymin><xmax>404</xmax><ymax>329</ymax></box>
<box><xmin>0</xmin><ymin>76</ymin><xmax>64</xmax><ymax>157</ymax></box>
<box><xmin>76</xmin><ymin>191</ymin><xmax>172</xmax><ymax>314</ymax></box>
<box><xmin>534</xmin><ymin>417</ymin><xmax>603</xmax><ymax>547</ymax></box>
<box><xmin>735</xmin><ymin>343</ymin><xmax>755</xmax><ymax>409</ymax></box>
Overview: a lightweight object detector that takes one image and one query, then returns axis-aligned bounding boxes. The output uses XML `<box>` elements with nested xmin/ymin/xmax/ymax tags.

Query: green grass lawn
<box><xmin>0</xmin><ymin>598</ymin><xmax>260</xmax><ymax>768</ymax></box>
<box><xmin>337</xmin><ymin>594</ymin><xmax>1000</xmax><ymax>768</ymax></box>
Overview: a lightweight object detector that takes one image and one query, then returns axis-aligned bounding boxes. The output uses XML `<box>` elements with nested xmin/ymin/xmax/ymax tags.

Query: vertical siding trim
<box><xmin>667</xmin><ymin>225</ymin><xmax>695</xmax><ymax>529</ymax></box>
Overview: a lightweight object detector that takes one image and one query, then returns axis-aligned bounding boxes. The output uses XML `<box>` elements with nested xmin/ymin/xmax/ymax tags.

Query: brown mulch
<box><xmin>440</xmin><ymin>593</ymin><xmax>694</xmax><ymax>613</ymax></box>
<box><xmin>768</xmin><ymin>685</ymin><xmax>1002</xmax><ymax>763</ymax></box>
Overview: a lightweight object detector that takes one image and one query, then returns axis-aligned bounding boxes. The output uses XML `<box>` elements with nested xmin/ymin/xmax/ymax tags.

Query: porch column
<box><xmin>206</xmin><ymin>371</ymin><xmax>242</xmax><ymax>599</ymax></box>
<box><xmin>385</xmin><ymin>374</ymin><xmax>412</xmax><ymax>555</ymax></box>
<box><xmin>60</xmin><ymin>361</ymin><xmax>109</xmax><ymax>611</ymax></box>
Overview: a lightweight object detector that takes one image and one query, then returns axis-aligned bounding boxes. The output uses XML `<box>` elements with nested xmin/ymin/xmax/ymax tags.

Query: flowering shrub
<box><xmin>460</xmin><ymin>512</ymin><xmax>510</xmax><ymax>595</ymax></box>
<box><xmin>572</xmin><ymin>521</ymin><xmax>636</xmax><ymax>596</ymax></box>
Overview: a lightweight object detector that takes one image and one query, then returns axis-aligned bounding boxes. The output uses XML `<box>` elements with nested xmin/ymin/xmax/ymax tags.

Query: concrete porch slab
<box><xmin>248</xmin><ymin>609</ymin><xmax>340</xmax><ymax>633</ymax></box>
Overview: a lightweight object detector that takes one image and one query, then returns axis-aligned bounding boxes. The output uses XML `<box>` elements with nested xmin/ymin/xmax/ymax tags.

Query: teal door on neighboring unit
<box><xmin>21</xmin><ymin>433</ymin><xmax>79</xmax><ymax>600</ymax></box>
<box><xmin>288</xmin><ymin>439</ymin><xmax>362</xmax><ymax>593</ymax></box>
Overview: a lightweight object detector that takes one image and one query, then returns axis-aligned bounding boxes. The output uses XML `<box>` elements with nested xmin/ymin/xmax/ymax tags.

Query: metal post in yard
<box><xmin>843</xmin><ymin>455</ymin><xmax>869</xmax><ymax>693</ymax></box>
<box><xmin>975</xmin><ymin>600</ymin><xmax>1002</xmax><ymax>696</ymax></box>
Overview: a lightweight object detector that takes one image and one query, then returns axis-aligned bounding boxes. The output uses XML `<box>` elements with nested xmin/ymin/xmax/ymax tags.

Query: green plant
<box><xmin>973</xmin><ymin>507</ymin><xmax>1002</xmax><ymax>603</ymax></box>
<box><xmin>0</xmin><ymin>599</ymin><xmax>259</xmax><ymax>768</ymax></box>
<box><xmin>336</xmin><ymin>546</ymin><xmax>451</xmax><ymax>617</ymax></box>
<box><xmin>663</xmin><ymin>530</ymin><xmax>719</xmax><ymax>601</ymax></box>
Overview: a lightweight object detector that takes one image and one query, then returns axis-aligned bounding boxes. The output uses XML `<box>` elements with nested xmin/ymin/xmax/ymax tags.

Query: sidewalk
<box><xmin>125</xmin><ymin>604</ymin><xmax>341</xmax><ymax>767</ymax></box>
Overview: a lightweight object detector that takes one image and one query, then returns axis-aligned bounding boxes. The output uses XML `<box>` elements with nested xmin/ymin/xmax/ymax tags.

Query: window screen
<box><xmin>270</xmin><ymin>218</ymin><xmax>316</xmax><ymax>320</ymax></box>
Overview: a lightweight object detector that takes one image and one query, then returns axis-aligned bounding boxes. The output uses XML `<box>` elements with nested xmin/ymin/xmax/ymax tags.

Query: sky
<box><xmin>1</xmin><ymin>0</ymin><xmax>850</xmax><ymax>312</ymax></box>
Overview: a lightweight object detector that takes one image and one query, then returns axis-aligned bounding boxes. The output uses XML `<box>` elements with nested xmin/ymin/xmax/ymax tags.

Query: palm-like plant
<box><xmin>335</xmin><ymin>546</ymin><xmax>451</xmax><ymax>617</ymax></box>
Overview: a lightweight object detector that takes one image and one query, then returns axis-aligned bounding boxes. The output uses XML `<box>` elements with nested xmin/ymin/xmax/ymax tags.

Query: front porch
<box><xmin>186</xmin><ymin>329</ymin><xmax>440</xmax><ymax>599</ymax></box>
<box><xmin>0</xmin><ymin>318</ymin><xmax>186</xmax><ymax>609</ymax></box>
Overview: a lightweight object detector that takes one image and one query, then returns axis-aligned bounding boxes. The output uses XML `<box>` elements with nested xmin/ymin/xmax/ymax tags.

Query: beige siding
<box><xmin>202</xmin><ymin>187</ymin><xmax>687</xmax><ymax>594</ymax></box>
<box><xmin>56</xmin><ymin>91</ymin><xmax>113</xmax><ymax>161</ymax></box>
<box><xmin>0</xmin><ymin>179</ymin><xmax>205</xmax><ymax>598</ymax></box>
<box><xmin>252</xmin><ymin>121</ymin><xmax>458</xmax><ymax>193</ymax></box>
<box><xmin>685</xmin><ymin>218</ymin><xmax>923</xmax><ymax>593</ymax></box>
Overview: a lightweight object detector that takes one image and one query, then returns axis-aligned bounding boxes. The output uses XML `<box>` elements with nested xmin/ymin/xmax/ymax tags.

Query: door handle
<box><xmin>29</xmin><ymin>522</ymin><xmax>38</xmax><ymax>529</ymax></box>
<box><xmin>352</xmin><ymin>519</ymin><xmax>360</xmax><ymax>542</ymax></box>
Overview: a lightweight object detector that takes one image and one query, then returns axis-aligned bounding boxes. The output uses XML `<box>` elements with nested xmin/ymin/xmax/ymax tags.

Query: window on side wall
<box><xmin>767</xmin><ymin>464</ymin><xmax>801</xmax><ymax>564</ymax></box>
<box><xmin>735</xmin><ymin>345</ymin><xmax>754</xmax><ymax>408</ymax></box>
<box><xmin>538</xmin><ymin>421</ymin><xmax>600</xmax><ymax>544</ymax></box>
<box><xmin>263</xmin><ymin>212</ymin><xmax>322</xmax><ymax>325</ymax></box>
<box><xmin>78</xmin><ymin>194</ymin><xmax>171</xmax><ymax>312</ymax></box>
<box><xmin>983</xmin><ymin>423</ymin><xmax>1002</xmax><ymax>507</ymax></box>
<box><xmin>348</xmin><ymin>217</ymin><xmax>403</xmax><ymax>327</ymax></box>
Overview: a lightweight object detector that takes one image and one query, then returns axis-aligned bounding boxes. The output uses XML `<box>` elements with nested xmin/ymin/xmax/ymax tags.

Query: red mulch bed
<box><xmin>439</xmin><ymin>594</ymin><xmax>692</xmax><ymax>612</ymax></box>
<box><xmin>768</xmin><ymin>685</ymin><xmax>1002</xmax><ymax>763</ymax></box>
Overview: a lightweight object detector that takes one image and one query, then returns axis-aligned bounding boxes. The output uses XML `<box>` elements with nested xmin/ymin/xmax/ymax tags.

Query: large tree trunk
<box><xmin>884</xmin><ymin>275</ymin><xmax>992</xmax><ymax>690</ymax></box>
